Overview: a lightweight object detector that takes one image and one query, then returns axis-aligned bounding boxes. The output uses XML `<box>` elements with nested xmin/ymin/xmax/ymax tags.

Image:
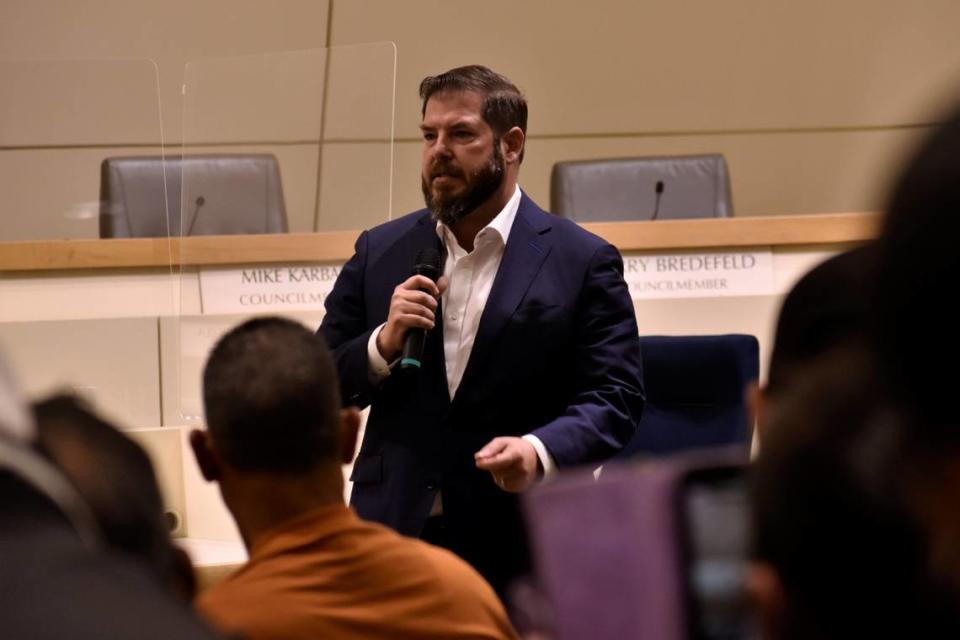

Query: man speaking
<box><xmin>320</xmin><ymin>65</ymin><xmax>644</xmax><ymax>594</ymax></box>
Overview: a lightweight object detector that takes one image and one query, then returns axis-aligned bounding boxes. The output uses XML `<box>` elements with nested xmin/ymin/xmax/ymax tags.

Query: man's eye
<box><xmin>422</xmin><ymin>132</ymin><xmax>436</xmax><ymax>141</ymax></box>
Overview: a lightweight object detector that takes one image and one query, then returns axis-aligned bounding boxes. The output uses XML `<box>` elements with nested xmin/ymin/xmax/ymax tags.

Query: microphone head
<box><xmin>655</xmin><ymin>181</ymin><xmax>664</xmax><ymax>194</ymax></box>
<box><xmin>196</xmin><ymin>196</ymin><xmax>205</xmax><ymax>206</ymax></box>
<box><xmin>413</xmin><ymin>248</ymin><xmax>443</xmax><ymax>280</ymax></box>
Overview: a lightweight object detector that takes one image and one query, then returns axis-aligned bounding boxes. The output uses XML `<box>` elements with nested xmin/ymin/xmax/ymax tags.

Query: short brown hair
<box><xmin>419</xmin><ymin>65</ymin><xmax>527</xmax><ymax>162</ymax></box>
<box><xmin>203</xmin><ymin>317</ymin><xmax>341</xmax><ymax>473</ymax></box>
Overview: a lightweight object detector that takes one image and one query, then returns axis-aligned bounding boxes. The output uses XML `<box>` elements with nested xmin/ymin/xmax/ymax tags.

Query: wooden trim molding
<box><xmin>0</xmin><ymin>231</ymin><xmax>358</xmax><ymax>272</ymax></box>
<box><xmin>0</xmin><ymin>212</ymin><xmax>880</xmax><ymax>272</ymax></box>
<box><xmin>584</xmin><ymin>212</ymin><xmax>880</xmax><ymax>251</ymax></box>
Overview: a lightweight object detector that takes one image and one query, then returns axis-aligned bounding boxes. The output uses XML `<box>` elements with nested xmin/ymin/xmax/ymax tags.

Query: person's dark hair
<box><xmin>766</xmin><ymin>245</ymin><xmax>876</xmax><ymax>396</ymax></box>
<box><xmin>751</xmin><ymin>351</ymin><xmax>960</xmax><ymax>639</ymax></box>
<box><xmin>873</xmin><ymin>103</ymin><xmax>960</xmax><ymax>436</ymax></box>
<box><xmin>32</xmin><ymin>394</ymin><xmax>194</xmax><ymax>600</ymax></box>
<box><xmin>202</xmin><ymin>316</ymin><xmax>341</xmax><ymax>474</ymax></box>
<box><xmin>419</xmin><ymin>65</ymin><xmax>528</xmax><ymax>162</ymax></box>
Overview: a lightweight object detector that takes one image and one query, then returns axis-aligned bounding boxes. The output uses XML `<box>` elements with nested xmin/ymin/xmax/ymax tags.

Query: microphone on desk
<box><xmin>650</xmin><ymin>181</ymin><xmax>665</xmax><ymax>221</ymax></box>
<box><xmin>185</xmin><ymin>196</ymin><xmax>205</xmax><ymax>236</ymax></box>
<box><xmin>401</xmin><ymin>248</ymin><xmax>444</xmax><ymax>371</ymax></box>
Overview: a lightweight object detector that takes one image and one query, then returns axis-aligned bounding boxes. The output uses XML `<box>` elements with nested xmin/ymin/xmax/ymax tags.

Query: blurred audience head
<box><xmin>766</xmin><ymin>246</ymin><xmax>875</xmax><ymax>397</ymax></box>
<box><xmin>32</xmin><ymin>394</ymin><xmax>196</xmax><ymax>601</ymax></box>
<box><xmin>747</xmin><ymin>101</ymin><xmax>960</xmax><ymax>640</ymax></box>
<box><xmin>1</xmin><ymin>357</ymin><xmax>102</xmax><ymax>548</ymax></box>
<box><xmin>753</xmin><ymin>246</ymin><xmax>875</xmax><ymax>438</ymax></box>
<box><xmin>867</xmin><ymin>101</ymin><xmax>960</xmax><ymax>606</ymax></box>
<box><xmin>749</xmin><ymin>350</ymin><xmax>960</xmax><ymax>640</ymax></box>
<box><xmin>873</xmin><ymin>103</ymin><xmax>960</xmax><ymax>437</ymax></box>
<box><xmin>2</xmin><ymin>355</ymin><xmax>216</xmax><ymax>638</ymax></box>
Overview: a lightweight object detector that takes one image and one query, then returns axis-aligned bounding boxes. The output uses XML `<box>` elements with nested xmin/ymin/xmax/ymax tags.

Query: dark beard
<box><xmin>422</xmin><ymin>141</ymin><xmax>504</xmax><ymax>226</ymax></box>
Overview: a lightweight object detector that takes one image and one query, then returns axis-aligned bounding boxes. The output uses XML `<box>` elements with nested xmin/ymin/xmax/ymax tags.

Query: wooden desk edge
<box><xmin>0</xmin><ymin>213</ymin><xmax>881</xmax><ymax>272</ymax></box>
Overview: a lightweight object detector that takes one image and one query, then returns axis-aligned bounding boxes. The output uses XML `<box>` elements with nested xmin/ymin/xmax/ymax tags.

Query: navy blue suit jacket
<box><xmin>319</xmin><ymin>194</ymin><xmax>644</xmax><ymax>586</ymax></box>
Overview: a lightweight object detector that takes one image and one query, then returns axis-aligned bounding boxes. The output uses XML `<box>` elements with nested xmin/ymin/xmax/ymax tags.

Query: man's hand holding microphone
<box><xmin>378</xmin><ymin>247</ymin><xmax>542</xmax><ymax>493</ymax></box>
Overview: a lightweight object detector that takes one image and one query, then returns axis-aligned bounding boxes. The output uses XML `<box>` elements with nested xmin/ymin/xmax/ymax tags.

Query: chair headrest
<box><xmin>640</xmin><ymin>334</ymin><xmax>760</xmax><ymax>404</ymax></box>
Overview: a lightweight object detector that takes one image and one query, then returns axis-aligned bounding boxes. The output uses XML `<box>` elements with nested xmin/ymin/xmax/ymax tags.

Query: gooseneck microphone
<box><xmin>401</xmin><ymin>248</ymin><xmax>444</xmax><ymax>370</ymax></box>
<box><xmin>185</xmin><ymin>196</ymin><xmax>206</xmax><ymax>236</ymax></box>
<box><xmin>650</xmin><ymin>181</ymin><xmax>665</xmax><ymax>221</ymax></box>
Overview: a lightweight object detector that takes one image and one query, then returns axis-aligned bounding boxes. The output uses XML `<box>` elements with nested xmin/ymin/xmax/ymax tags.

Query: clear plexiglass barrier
<box><xmin>170</xmin><ymin>43</ymin><xmax>397</xmax><ymax>424</ymax></box>
<box><xmin>0</xmin><ymin>59</ymin><xmax>168</xmax><ymax>242</ymax></box>
<box><xmin>0</xmin><ymin>58</ymin><xmax>177</xmax><ymax>425</ymax></box>
<box><xmin>0</xmin><ymin>59</ymin><xmax>192</xmax><ymax>534</ymax></box>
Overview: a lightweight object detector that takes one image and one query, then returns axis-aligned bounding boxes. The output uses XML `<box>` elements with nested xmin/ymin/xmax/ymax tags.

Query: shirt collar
<box><xmin>248</xmin><ymin>503</ymin><xmax>356</xmax><ymax>560</ymax></box>
<box><xmin>435</xmin><ymin>184</ymin><xmax>522</xmax><ymax>252</ymax></box>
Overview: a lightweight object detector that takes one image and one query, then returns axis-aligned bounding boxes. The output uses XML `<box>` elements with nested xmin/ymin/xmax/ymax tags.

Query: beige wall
<box><xmin>0</xmin><ymin>0</ymin><xmax>331</xmax><ymax>140</ymax></box>
<box><xmin>3</xmin><ymin>0</ymin><xmax>960</xmax><ymax>240</ymax></box>
<box><xmin>0</xmin><ymin>0</ymin><xmax>332</xmax><ymax>240</ymax></box>
<box><xmin>332</xmin><ymin>0</ymin><xmax>960</xmax><ymax>217</ymax></box>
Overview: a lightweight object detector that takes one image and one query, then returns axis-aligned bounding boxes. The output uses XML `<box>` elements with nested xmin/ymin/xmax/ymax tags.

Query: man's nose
<box><xmin>432</xmin><ymin>132</ymin><xmax>454</xmax><ymax>159</ymax></box>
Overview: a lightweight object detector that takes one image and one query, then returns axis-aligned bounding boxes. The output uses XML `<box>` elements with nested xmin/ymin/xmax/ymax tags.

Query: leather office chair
<box><xmin>521</xmin><ymin>452</ymin><xmax>749</xmax><ymax>640</ymax></box>
<box><xmin>99</xmin><ymin>154</ymin><xmax>288</xmax><ymax>238</ymax></box>
<box><xmin>616</xmin><ymin>334</ymin><xmax>759</xmax><ymax>459</ymax></box>
<box><xmin>550</xmin><ymin>154</ymin><xmax>734</xmax><ymax>222</ymax></box>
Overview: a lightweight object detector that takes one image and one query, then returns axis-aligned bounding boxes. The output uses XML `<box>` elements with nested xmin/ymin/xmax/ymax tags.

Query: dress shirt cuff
<box><xmin>367</xmin><ymin>324</ymin><xmax>395</xmax><ymax>384</ymax></box>
<box><xmin>522</xmin><ymin>434</ymin><xmax>556</xmax><ymax>481</ymax></box>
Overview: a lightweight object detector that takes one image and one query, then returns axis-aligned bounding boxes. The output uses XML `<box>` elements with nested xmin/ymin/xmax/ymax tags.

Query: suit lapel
<box><xmin>398</xmin><ymin>212</ymin><xmax>451</xmax><ymax>404</ymax></box>
<box><xmin>400</xmin><ymin>211</ymin><xmax>445</xmax><ymax>268</ymax></box>
<box><xmin>455</xmin><ymin>196</ymin><xmax>554</xmax><ymax>396</ymax></box>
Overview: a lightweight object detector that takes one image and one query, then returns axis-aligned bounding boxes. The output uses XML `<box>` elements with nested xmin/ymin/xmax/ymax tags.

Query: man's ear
<box><xmin>501</xmin><ymin>126</ymin><xmax>524</xmax><ymax>165</ymax></box>
<box><xmin>189</xmin><ymin>429</ymin><xmax>221</xmax><ymax>482</ymax></box>
<box><xmin>747</xmin><ymin>382</ymin><xmax>769</xmax><ymax>447</ymax></box>
<box><xmin>339</xmin><ymin>408</ymin><xmax>361</xmax><ymax>465</ymax></box>
<box><xmin>747</xmin><ymin>561</ymin><xmax>788</xmax><ymax>640</ymax></box>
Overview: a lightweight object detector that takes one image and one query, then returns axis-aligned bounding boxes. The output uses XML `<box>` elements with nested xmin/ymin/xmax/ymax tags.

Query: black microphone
<box><xmin>186</xmin><ymin>196</ymin><xmax>205</xmax><ymax>236</ymax></box>
<box><xmin>650</xmin><ymin>181</ymin><xmax>664</xmax><ymax>221</ymax></box>
<box><xmin>400</xmin><ymin>248</ymin><xmax>444</xmax><ymax>370</ymax></box>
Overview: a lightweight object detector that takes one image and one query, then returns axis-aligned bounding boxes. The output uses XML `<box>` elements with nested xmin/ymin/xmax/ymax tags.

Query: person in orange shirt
<box><xmin>190</xmin><ymin>316</ymin><xmax>517</xmax><ymax>640</ymax></box>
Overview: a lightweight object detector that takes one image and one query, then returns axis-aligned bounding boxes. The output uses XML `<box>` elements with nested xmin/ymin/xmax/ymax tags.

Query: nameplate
<box><xmin>199</xmin><ymin>264</ymin><xmax>343</xmax><ymax>314</ymax></box>
<box><xmin>622</xmin><ymin>250</ymin><xmax>774</xmax><ymax>299</ymax></box>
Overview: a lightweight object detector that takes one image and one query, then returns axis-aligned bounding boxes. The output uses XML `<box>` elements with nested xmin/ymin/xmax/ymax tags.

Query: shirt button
<box><xmin>426</xmin><ymin>481</ymin><xmax>437</xmax><ymax>491</ymax></box>
<box><xmin>449</xmin><ymin>313</ymin><xmax>458</xmax><ymax>321</ymax></box>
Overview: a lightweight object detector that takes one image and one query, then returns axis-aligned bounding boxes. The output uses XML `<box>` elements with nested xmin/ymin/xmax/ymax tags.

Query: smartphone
<box><xmin>523</xmin><ymin>453</ymin><xmax>753</xmax><ymax>640</ymax></box>
<box><xmin>678</xmin><ymin>465</ymin><xmax>755</xmax><ymax>640</ymax></box>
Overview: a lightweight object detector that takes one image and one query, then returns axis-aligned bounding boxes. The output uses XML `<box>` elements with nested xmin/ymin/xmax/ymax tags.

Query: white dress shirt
<box><xmin>367</xmin><ymin>186</ymin><xmax>556</xmax><ymax>492</ymax></box>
